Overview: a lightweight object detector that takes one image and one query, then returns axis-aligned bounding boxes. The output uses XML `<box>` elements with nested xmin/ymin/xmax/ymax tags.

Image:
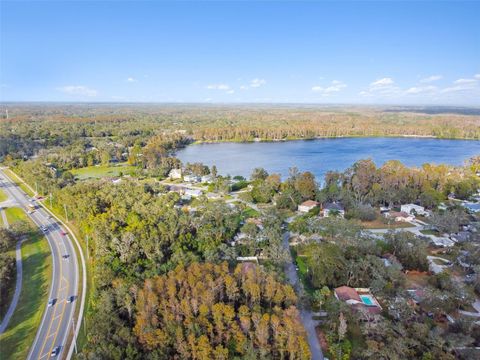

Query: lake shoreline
<box><xmin>190</xmin><ymin>134</ymin><xmax>480</xmax><ymax>146</ymax></box>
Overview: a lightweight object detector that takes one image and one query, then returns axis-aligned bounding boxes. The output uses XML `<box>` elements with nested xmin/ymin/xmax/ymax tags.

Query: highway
<box><xmin>0</xmin><ymin>169</ymin><xmax>79</xmax><ymax>359</ymax></box>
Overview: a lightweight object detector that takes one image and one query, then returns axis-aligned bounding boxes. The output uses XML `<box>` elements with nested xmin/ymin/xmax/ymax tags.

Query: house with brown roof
<box><xmin>334</xmin><ymin>286</ymin><xmax>382</xmax><ymax>315</ymax></box>
<box><xmin>298</xmin><ymin>200</ymin><xmax>319</xmax><ymax>213</ymax></box>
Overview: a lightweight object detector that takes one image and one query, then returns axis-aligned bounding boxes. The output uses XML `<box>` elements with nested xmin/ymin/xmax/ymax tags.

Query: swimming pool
<box><xmin>360</xmin><ymin>295</ymin><xmax>374</xmax><ymax>306</ymax></box>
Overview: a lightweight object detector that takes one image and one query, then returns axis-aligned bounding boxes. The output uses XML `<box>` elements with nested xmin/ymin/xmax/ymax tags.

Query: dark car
<box><xmin>51</xmin><ymin>346</ymin><xmax>60</xmax><ymax>357</ymax></box>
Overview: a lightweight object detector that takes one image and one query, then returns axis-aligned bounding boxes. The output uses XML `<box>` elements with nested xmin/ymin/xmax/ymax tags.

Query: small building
<box><xmin>201</xmin><ymin>175</ymin><xmax>213</xmax><ymax>183</ymax></box>
<box><xmin>168</xmin><ymin>168</ymin><xmax>182</xmax><ymax>180</ymax></box>
<box><xmin>298</xmin><ymin>200</ymin><xmax>319</xmax><ymax>213</ymax></box>
<box><xmin>401</xmin><ymin>204</ymin><xmax>427</xmax><ymax>216</ymax></box>
<box><xmin>322</xmin><ymin>202</ymin><xmax>345</xmax><ymax>218</ymax></box>
<box><xmin>206</xmin><ymin>192</ymin><xmax>222</xmax><ymax>200</ymax></box>
<box><xmin>386</xmin><ymin>211</ymin><xmax>414</xmax><ymax>223</ymax></box>
<box><xmin>334</xmin><ymin>286</ymin><xmax>382</xmax><ymax>315</ymax></box>
<box><xmin>184</xmin><ymin>188</ymin><xmax>202</xmax><ymax>197</ymax></box>
<box><xmin>184</xmin><ymin>174</ymin><xmax>201</xmax><ymax>183</ymax></box>
<box><xmin>450</xmin><ymin>231</ymin><xmax>470</xmax><ymax>243</ymax></box>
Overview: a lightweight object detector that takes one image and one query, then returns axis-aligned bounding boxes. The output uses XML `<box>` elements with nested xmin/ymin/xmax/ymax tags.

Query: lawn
<box><xmin>5</xmin><ymin>207</ymin><xmax>27</xmax><ymax>224</ymax></box>
<box><xmin>242</xmin><ymin>207</ymin><xmax>260</xmax><ymax>218</ymax></box>
<box><xmin>420</xmin><ymin>229</ymin><xmax>440</xmax><ymax>236</ymax></box>
<box><xmin>0</xmin><ymin>208</ymin><xmax>51</xmax><ymax>360</ymax></box>
<box><xmin>70</xmin><ymin>163</ymin><xmax>136</xmax><ymax>180</ymax></box>
<box><xmin>361</xmin><ymin>218</ymin><xmax>416</xmax><ymax>229</ymax></box>
<box><xmin>0</xmin><ymin>188</ymin><xmax>8</xmax><ymax>202</ymax></box>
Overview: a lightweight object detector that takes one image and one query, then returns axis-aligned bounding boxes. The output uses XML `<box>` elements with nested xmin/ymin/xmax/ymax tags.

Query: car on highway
<box><xmin>66</xmin><ymin>295</ymin><xmax>75</xmax><ymax>303</ymax></box>
<box><xmin>51</xmin><ymin>346</ymin><xmax>60</xmax><ymax>357</ymax></box>
<box><xmin>62</xmin><ymin>254</ymin><xmax>70</xmax><ymax>260</ymax></box>
<box><xmin>41</xmin><ymin>226</ymin><xmax>48</xmax><ymax>232</ymax></box>
<box><xmin>47</xmin><ymin>299</ymin><xmax>56</xmax><ymax>307</ymax></box>
<box><xmin>60</xmin><ymin>231</ymin><xmax>67</xmax><ymax>236</ymax></box>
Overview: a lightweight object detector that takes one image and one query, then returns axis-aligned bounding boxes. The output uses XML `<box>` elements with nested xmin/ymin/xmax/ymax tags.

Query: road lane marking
<box><xmin>37</xmin><ymin>229</ymin><xmax>66</xmax><ymax>357</ymax></box>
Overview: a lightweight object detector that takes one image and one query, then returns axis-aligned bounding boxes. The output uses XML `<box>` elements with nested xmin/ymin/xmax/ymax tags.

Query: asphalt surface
<box><xmin>282</xmin><ymin>231</ymin><xmax>324</xmax><ymax>360</ymax></box>
<box><xmin>0</xmin><ymin>169</ymin><xmax>78</xmax><ymax>360</ymax></box>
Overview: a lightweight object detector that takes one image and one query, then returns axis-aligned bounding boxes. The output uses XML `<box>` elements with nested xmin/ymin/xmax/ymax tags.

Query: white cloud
<box><xmin>454</xmin><ymin>78</ymin><xmax>477</xmax><ymax>85</ymax></box>
<box><xmin>58</xmin><ymin>85</ymin><xmax>97</xmax><ymax>97</ymax></box>
<box><xmin>371</xmin><ymin>77</ymin><xmax>394</xmax><ymax>87</ymax></box>
<box><xmin>249</xmin><ymin>78</ymin><xmax>266</xmax><ymax>88</ymax></box>
<box><xmin>311</xmin><ymin>80</ymin><xmax>347</xmax><ymax>96</ymax></box>
<box><xmin>239</xmin><ymin>78</ymin><xmax>267</xmax><ymax>90</ymax></box>
<box><xmin>420</xmin><ymin>75</ymin><xmax>442</xmax><ymax>83</ymax></box>
<box><xmin>127</xmin><ymin>77</ymin><xmax>137</xmax><ymax>83</ymax></box>
<box><xmin>441</xmin><ymin>77</ymin><xmax>478</xmax><ymax>93</ymax></box>
<box><xmin>360</xmin><ymin>77</ymin><xmax>400</xmax><ymax>97</ymax></box>
<box><xmin>475</xmin><ymin>74</ymin><xmax>480</xmax><ymax>80</ymax></box>
<box><xmin>405</xmin><ymin>85</ymin><xmax>437</xmax><ymax>94</ymax></box>
<box><xmin>206</xmin><ymin>83</ymin><xmax>231</xmax><ymax>90</ymax></box>
<box><xmin>226</xmin><ymin>89</ymin><xmax>235</xmax><ymax>94</ymax></box>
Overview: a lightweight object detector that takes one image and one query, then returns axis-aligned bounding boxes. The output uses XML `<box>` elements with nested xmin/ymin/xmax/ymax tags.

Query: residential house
<box><xmin>184</xmin><ymin>174</ymin><xmax>201</xmax><ymax>183</ymax></box>
<box><xmin>168</xmin><ymin>168</ymin><xmax>182</xmax><ymax>180</ymax></box>
<box><xmin>401</xmin><ymin>204</ymin><xmax>427</xmax><ymax>216</ymax></box>
<box><xmin>334</xmin><ymin>286</ymin><xmax>382</xmax><ymax>315</ymax></box>
<box><xmin>201</xmin><ymin>175</ymin><xmax>213</xmax><ymax>183</ymax></box>
<box><xmin>322</xmin><ymin>202</ymin><xmax>345</xmax><ymax>218</ymax></box>
<box><xmin>298</xmin><ymin>200</ymin><xmax>319</xmax><ymax>213</ymax></box>
<box><xmin>184</xmin><ymin>188</ymin><xmax>202</xmax><ymax>197</ymax></box>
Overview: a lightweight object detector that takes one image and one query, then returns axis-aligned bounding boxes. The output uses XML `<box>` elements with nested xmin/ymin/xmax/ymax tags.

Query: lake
<box><xmin>176</xmin><ymin>137</ymin><xmax>480</xmax><ymax>180</ymax></box>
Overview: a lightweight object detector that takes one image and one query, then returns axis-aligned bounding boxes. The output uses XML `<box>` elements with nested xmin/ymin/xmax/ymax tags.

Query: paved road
<box><xmin>0</xmin><ymin>169</ymin><xmax>79</xmax><ymax>359</ymax></box>
<box><xmin>282</xmin><ymin>231</ymin><xmax>324</xmax><ymax>360</ymax></box>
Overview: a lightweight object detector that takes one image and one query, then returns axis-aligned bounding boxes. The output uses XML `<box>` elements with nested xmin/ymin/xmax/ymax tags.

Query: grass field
<box><xmin>5</xmin><ymin>207</ymin><xmax>27</xmax><ymax>224</ymax></box>
<box><xmin>70</xmin><ymin>163</ymin><xmax>136</xmax><ymax>180</ymax></box>
<box><xmin>0</xmin><ymin>208</ymin><xmax>52</xmax><ymax>360</ymax></box>
<box><xmin>361</xmin><ymin>218</ymin><xmax>416</xmax><ymax>229</ymax></box>
<box><xmin>0</xmin><ymin>188</ymin><xmax>8</xmax><ymax>202</ymax></box>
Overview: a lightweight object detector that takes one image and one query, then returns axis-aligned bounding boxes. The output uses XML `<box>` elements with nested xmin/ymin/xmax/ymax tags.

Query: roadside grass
<box><xmin>291</xmin><ymin>248</ymin><xmax>315</xmax><ymax>296</ymax></box>
<box><xmin>5</xmin><ymin>207</ymin><xmax>27</xmax><ymax>224</ymax></box>
<box><xmin>70</xmin><ymin>163</ymin><xmax>135</xmax><ymax>180</ymax></box>
<box><xmin>0</xmin><ymin>209</ymin><xmax>51</xmax><ymax>360</ymax></box>
<box><xmin>0</xmin><ymin>188</ymin><xmax>8</xmax><ymax>202</ymax></box>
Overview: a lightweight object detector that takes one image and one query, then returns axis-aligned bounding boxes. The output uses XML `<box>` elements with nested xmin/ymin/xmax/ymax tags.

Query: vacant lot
<box><xmin>70</xmin><ymin>163</ymin><xmax>136</xmax><ymax>180</ymax></box>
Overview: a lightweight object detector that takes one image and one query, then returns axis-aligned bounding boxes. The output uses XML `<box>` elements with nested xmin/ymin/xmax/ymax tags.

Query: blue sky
<box><xmin>1</xmin><ymin>1</ymin><xmax>479</xmax><ymax>105</ymax></box>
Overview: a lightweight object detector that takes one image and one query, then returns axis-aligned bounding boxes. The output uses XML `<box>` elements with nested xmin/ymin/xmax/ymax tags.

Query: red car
<box><xmin>60</xmin><ymin>231</ymin><xmax>67</xmax><ymax>236</ymax></box>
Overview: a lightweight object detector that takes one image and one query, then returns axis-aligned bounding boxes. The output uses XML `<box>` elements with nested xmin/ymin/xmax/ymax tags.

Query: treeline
<box><xmin>320</xmin><ymin>158</ymin><xmax>480</xmax><ymax>208</ymax></box>
<box><xmin>2</xmin><ymin>104</ymin><xmax>480</xmax><ymax>161</ymax></box>
<box><xmin>0</xmin><ymin>228</ymin><xmax>16</xmax><ymax>316</ymax></box>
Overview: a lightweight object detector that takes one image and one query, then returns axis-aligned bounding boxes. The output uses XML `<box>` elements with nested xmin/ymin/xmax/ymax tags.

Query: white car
<box><xmin>47</xmin><ymin>299</ymin><xmax>56</xmax><ymax>307</ymax></box>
